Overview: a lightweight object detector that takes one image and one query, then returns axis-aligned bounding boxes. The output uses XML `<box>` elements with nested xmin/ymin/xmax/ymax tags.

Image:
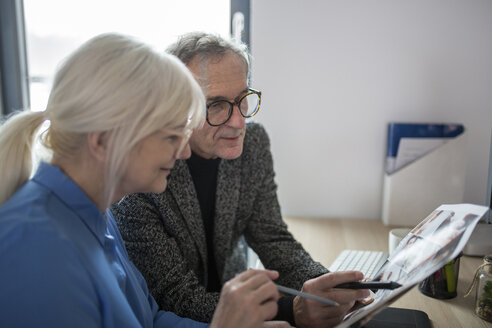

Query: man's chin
<box><xmin>218</xmin><ymin>145</ymin><xmax>243</xmax><ymax>160</ymax></box>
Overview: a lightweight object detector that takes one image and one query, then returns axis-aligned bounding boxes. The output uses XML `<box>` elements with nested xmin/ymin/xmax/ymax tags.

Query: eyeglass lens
<box><xmin>207</xmin><ymin>92</ymin><xmax>260</xmax><ymax>126</ymax></box>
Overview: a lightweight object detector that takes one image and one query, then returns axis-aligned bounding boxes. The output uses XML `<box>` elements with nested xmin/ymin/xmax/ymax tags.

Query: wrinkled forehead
<box><xmin>186</xmin><ymin>51</ymin><xmax>248</xmax><ymax>92</ymax></box>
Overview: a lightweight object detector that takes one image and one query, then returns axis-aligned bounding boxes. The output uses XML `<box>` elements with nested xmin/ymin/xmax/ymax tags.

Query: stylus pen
<box><xmin>276</xmin><ymin>284</ymin><xmax>339</xmax><ymax>306</ymax></box>
<box><xmin>334</xmin><ymin>281</ymin><xmax>402</xmax><ymax>290</ymax></box>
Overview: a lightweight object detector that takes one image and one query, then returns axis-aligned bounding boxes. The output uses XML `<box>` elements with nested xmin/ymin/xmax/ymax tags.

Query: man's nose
<box><xmin>226</xmin><ymin>104</ymin><xmax>246</xmax><ymax>128</ymax></box>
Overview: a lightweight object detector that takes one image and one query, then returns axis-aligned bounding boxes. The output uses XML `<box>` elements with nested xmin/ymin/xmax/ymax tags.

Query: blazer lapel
<box><xmin>214</xmin><ymin>156</ymin><xmax>242</xmax><ymax>275</ymax></box>
<box><xmin>168</xmin><ymin>160</ymin><xmax>208</xmax><ymax>269</ymax></box>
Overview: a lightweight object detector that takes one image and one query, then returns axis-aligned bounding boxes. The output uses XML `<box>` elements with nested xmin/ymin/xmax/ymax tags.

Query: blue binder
<box><xmin>386</xmin><ymin>123</ymin><xmax>464</xmax><ymax>174</ymax></box>
<box><xmin>382</xmin><ymin>122</ymin><xmax>466</xmax><ymax>226</ymax></box>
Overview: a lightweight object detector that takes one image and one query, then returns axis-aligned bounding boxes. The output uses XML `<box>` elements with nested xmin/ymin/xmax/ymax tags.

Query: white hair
<box><xmin>0</xmin><ymin>33</ymin><xmax>205</xmax><ymax>206</ymax></box>
<box><xmin>166</xmin><ymin>32</ymin><xmax>251</xmax><ymax>87</ymax></box>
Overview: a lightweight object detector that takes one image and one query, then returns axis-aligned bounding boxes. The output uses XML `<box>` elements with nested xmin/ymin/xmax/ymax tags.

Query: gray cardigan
<box><xmin>112</xmin><ymin>123</ymin><xmax>327</xmax><ymax>322</ymax></box>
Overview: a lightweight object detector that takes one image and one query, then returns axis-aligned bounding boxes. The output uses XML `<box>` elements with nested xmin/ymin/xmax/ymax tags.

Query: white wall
<box><xmin>250</xmin><ymin>0</ymin><xmax>492</xmax><ymax>219</ymax></box>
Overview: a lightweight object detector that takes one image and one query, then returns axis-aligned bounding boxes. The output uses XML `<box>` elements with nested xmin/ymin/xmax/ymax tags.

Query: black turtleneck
<box><xmin>186</xmin><ymin>152</ymin><xmax>296</xmax><ymax>326</ymax></box>
<box><xmin>186</xmin><ymin>152</ymin><xmax>221</xmax><ymax>293</ymax></box>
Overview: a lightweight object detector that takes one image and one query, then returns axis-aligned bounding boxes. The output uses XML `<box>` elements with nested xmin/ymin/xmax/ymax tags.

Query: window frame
<box><xmin>0</xmin><ymin>0</ymin><xmax>30</xmax><ymax>116</ymax></box>
<box><xmin>1</xmin><ymin>0</ymin><xmax>251</xmax><ymax>117</ymax></box>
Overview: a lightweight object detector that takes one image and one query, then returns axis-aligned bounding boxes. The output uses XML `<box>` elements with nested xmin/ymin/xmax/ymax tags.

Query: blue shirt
<box><xmin>0</xmin><ymin>162</ymin><xmax>208</xmax><ymax>328</ymax></box>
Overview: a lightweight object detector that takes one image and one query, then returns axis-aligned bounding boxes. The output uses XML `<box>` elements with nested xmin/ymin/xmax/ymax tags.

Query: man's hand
<box><xmin>262</xmin><ymin>321</ymin><xmax>293</xmax><ymax>328</ymax></box>
<box><xmin>211</xmin><ymin>269</ymin><xmax>280</xmax><ymax>328</ymax></box>
<box><xmin>293</xmin><ymin>271</ymin><xmax>370</xmax><ymax>328</ymax></box>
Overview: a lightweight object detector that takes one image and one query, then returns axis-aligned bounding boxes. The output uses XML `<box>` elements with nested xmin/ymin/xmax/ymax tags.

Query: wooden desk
<box><xmin>284</xmin><ymin>216</ymin><xmax>492</xmax><ymax>328</ymax></box>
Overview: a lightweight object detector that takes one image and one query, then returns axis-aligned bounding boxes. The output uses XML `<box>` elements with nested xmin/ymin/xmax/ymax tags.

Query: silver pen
<box><xmin>277</xmin><ymin>284</ymin><xmax>339</xmax><ymax>306</ymax></box>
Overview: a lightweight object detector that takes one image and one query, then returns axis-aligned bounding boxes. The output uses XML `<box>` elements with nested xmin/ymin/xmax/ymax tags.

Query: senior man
<box><xmin>112</xmin><ymin>32</ymin><xmax>368</xmax><ymax>327</ymax></box>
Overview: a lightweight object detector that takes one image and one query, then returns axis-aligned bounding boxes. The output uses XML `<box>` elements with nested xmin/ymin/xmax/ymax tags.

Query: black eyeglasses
<box><xmin>206</xmin><ymin>88</ymin><xmax>261</xmax><ymax>126</ymax></box>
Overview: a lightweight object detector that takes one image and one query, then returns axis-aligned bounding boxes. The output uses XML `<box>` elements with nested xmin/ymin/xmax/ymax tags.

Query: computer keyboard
<box><xmin>329</xmin><ymin>250</ymin><xmax>388</xmax><ymax>280</ymax></box>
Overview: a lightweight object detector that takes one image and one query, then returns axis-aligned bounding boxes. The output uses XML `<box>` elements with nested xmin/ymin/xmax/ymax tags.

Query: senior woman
<box><xmin>0</xmin><ymin>33</ymin><xmax>286</xmax><ymax>328</ymax></box>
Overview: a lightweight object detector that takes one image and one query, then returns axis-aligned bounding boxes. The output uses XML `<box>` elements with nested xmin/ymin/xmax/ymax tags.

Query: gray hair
<box><xmin>166</xmin><ymin>32</ymin><xmax>251</xmax><ymax>84</ymax></box>
<box><xmin>0</xmin><ymin>33</ymin><xmax>204</xmax><ymax>206</ymax></box>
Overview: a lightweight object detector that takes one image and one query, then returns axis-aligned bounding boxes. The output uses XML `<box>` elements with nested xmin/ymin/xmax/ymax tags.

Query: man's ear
<box><xmin>87</xmin><ymin>132</ymin><xmax>109</xmax><ymax>162</ymax></box>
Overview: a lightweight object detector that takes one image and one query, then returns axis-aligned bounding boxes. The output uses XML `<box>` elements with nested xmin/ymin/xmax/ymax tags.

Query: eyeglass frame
<box><xmin>205</xmin><ymin>88</ymin><xmax>262</xmax><ymax>127</ymax></box>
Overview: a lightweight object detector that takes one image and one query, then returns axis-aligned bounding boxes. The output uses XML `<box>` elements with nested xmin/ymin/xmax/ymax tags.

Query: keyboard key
<box><xmin>329</xmin><ymin>250</ymin><xmax>389</xmax><ymax>280</ymax></box>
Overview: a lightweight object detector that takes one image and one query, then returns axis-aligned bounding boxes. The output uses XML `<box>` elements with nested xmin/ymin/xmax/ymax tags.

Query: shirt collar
<box><xmin>33</xmin><ymin>162</ymin><xmax>108</xmax><ymax>246</ymax></box>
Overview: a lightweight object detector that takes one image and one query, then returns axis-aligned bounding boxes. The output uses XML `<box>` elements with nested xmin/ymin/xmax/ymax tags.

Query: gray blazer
<box><xmin>112</xmin><ymin>123</ymin><xmax>327</xmax><ymax>322</ymax></box>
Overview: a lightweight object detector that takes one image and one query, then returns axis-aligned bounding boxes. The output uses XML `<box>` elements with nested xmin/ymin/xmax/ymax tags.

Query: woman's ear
<box><xmin>87</xmin><ymin>132</ymin><xmax>109</xmax><ymax>162</ymax></box>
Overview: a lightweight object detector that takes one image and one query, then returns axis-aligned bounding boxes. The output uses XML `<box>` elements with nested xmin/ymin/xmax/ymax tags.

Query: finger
<box><xmin>322</xmin><ymin>301</ymin><xmax>354</xmax><ymax>323</ymax></box>
<box><xmin>256</xmin><ymin>297</ymin><xmax>279</xmax><ymax>322</ymax></box>
<box><xmin>314</xmin><ymin>271</ymin><xmax>365</xmax><ymax>290</ymax></box>
<box><xmin>294</xmin><ymin>296</ymin><xmax>354</xmax><ymax>326</ymax></box>
<box><xmin>229</xmin><ymin>271</ymin><xmax>280</xmax><ymax>308</ymax></box>
<box><xmin>356</xmin><ymin>296</ymin><xmax>375</xmax><ymax>306</ymax></box>
<box><xmin>241</xmin><ymin>270</ymin><xmax>276</xmax><ymax>289</ymax></box>
<box><xmin>245</xmin><ymin>275</ymin><xmax>279</xmax><ymax>305</ymax></box>
<box><xmin>324</xmin><ymin>288</ymin><xmax>371</xmax><ymax>304</ymax></box>
<box><xmin>252</xmin><ymin>280</ymin><xmax>280</xmax><ymax>304</ymax></box>
<box><xmin>263</xmin><ymin>321</ymin><xmax>293</xmax><ymax>328</ymax></box>
<box><xmin>238</xmin><ymin>269</ymin><xmax>279</xmax><ymax>282</ymax></box>
<box><xmin>302</xmin><ymin>272</ymin><xmax>370</xmax><ymax>304</ymax></box>
<box><xmin>303</xmin><ymin>271</ymin><xmax>369</xmax><ymax>297</ymax></box>
<box><xmin>299</xmin><ymin>292</ymin><xmax>355</xmax><ymax>313</ymax></box>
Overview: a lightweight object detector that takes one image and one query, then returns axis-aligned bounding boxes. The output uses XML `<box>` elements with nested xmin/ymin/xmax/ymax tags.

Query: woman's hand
<box><xmin>210</xmin><ymin>269</ymin><xmax>280</xmax><ymax>328</ymax></box>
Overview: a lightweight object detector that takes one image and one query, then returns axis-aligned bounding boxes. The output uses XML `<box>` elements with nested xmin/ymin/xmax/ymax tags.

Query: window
<box><xmin>23</xmin><ymin>0</ymin><xmax>230</xmax><ymax>112</ymax></box>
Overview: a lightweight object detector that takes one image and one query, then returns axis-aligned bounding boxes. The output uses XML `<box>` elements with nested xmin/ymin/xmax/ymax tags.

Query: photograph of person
<box><xmin>382</xmin><ymin>210</ymin><xmax>457</xmax><ymax>279</ymax></box>
<box><xmin>344</xmin><ymin>210</ymin><xmax>481</xmax><ymax>327</ymax></box>
<box><xmin>411</xmin><ymin>209</ymin><xmax>444</xmax><ymax>236</ymax></box>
